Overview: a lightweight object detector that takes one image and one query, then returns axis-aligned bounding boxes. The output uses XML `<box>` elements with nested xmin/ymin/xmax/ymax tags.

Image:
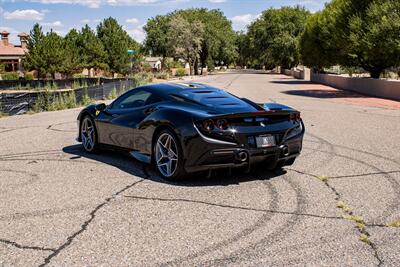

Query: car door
<box><xmin>96</xmin><ymin>89</ymin><xmax>153</xmax><ymax>149</ymax></box>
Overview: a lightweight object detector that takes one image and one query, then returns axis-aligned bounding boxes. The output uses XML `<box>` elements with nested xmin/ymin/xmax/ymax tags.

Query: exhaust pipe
<box><xmin>282</xmin><ymin>146</ymin><xmax>290</xmax><ymax>157</ymax></box>
<box><xmin>237</xmin><ymin>151</ymin><xmax>248</xmax><ymax>162</ymax></box>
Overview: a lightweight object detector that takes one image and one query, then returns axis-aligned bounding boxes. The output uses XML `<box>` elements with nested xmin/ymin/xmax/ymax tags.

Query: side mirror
<box><xmin>95</xmin><ymin>103</ymin><xmax>106</xmax><ymax>112</ymax></box>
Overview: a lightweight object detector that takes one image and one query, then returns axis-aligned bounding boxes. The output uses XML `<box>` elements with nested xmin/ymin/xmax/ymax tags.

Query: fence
<box><xmin>0</xmin><ymin>77</ymin><xmax>127</xmax><ymax>91</ymax></box>
<box><xmin>0</xmin><ymin>79</ymin><xmax>136</xmax><ymax>115</ymax></box>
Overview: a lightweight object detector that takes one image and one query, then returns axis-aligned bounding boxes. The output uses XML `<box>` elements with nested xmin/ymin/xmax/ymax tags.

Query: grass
<box><xmin>32</xmin><ymin>90</ymin><xmax>92</xmax><ymax>112</ymax></box>
<box><xmin>106</xmin><ymin>88</ymin><xmax>117</xmax><ymax>100</ymax></box>
<box><xmin>343</xmin><ymin>215</ymin><xmax>365</xmax><ymax>224</ymax></box>
<box><xmin>386</xmin><ymin>221</ymin><xmax>400</xmax><ymax>228</ymax></box>
<box><xmin>317</xmin><ymin>175</ymin><xmax>329</xmax><ymax>182</ymax></box>
<box><xmin>359</xmin><ymin>234</ymin><xmax>371</xmax><ymax>244</ymax></box>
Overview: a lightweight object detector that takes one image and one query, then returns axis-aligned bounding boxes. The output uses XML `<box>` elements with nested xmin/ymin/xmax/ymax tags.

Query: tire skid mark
<box><xmin>38</xmin><ymin>178</ymin><xmax>145</xmax><ymax>267</ymax></box>
<box><xmin>158</xmin><ymin>172</ymin><xmax>280</xmax><ymax>266</ymax></box>
<box><xmin>0</xmin><ymin>169</ymin><xmax>41</xmax><ymax>193</ymax></box>
<box><xmin>199</xmin><ymin>174</ymin><xmax>308</xmax><ymax>266</ymax></box>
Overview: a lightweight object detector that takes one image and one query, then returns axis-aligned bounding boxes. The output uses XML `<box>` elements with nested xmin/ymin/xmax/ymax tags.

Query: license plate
<box><xmin>256</xmin><ymin>135</ymin><xmax>276</xmax><ymax>148</ymax></box>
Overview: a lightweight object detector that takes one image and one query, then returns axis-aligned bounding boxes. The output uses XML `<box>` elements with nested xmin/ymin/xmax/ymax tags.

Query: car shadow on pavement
<box><xmin>282</xmin><ymin>89</ymin><xmax>366</xmax><ymax>99</ymax></box>
<box><xmin>63</xmin><ymin>144</ymin><xmax>285</xmax><ymax>187</ymax></box>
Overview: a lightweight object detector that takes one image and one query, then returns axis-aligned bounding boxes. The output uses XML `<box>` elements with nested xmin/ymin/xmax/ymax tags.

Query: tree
<box><xmin>64</xmin><ymin>29</ymin><xmax>81</xmax><ymax>77</ymax></box>
<box><xmin>41</xmin><ymin>31</ymin><xmax>68</xmax><ymax>79</ymax></box>
<box><xmin>24</xmin><ymin>26</ymin><xmax>67</xmax><ymax>79</ymax></box>
<box><xmin>79</xmin><ymin>25</ymin><xmax>107</xmax><ymax>76</ymax></box>
<box><xmin>299</xmin><ymin>12</ymin><xmax>338</xmax><ymax>71</ymax></box>
<box><xmin>347</xmin><ymin>0</ymin><xmax>400</xmax><ymax>78</ymax></box>
<box><xmin>97</xmin><ymin>17</ymin><xmax>132</xmax><ymax>76</ymax></box>
<box><xmin>247</xmin><ymin>6</ymin><xmax>310</xmax><ymax>69</ymax></box>
<box><xmin>176</xmin><ymin>9</ymin><xmax>237</xmax><ymax>74</ymax></box>
<box><xmin>168</xmin><ymin>15</ymin><xmax>204</xmax><ymax>75</ymax></box>
<box><xmin>143</xmin><ymin>14</ymin><xmax>172</xmax><ymax>65</ymax></box>
<box><xmin>24</xmin><ymin>23</ymin><xmax>45</xmax><ymax>77</ymax></box>
<box><xmin>300</xmin><ymin>0</ymin><xmax>400</xmax><ymax>78</ymax></box>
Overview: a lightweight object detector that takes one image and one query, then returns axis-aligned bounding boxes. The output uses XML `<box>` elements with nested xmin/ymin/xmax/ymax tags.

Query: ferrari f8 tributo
<box><xmin>77</xmin><ymin>83</ymin><xmax>304</xmax><ymax>180</ymax></box>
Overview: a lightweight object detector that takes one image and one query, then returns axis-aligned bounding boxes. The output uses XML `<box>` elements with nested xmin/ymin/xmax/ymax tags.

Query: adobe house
<box><xmin>0</xmin><ymin>31</ymin><xmax>29</xmax><ymax>72</ymax></box>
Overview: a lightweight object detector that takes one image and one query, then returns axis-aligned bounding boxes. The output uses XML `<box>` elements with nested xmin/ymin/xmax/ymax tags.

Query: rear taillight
<box><xmin>290</xmin><ymin>112</ymin><xmax>301</xmax><ymax>122</ymax></box>
<box><xmin>216</xmin><ymin>119</ymin><xmax>229</xmax><ymax>130</ymax></box>
<box><xmin>199</xmin><ymin>118</ymin><xmax>230</xmax><ymax>132</ymax></box>
<box><xmin>202</xmin><ymin>119</ymin><xmax>215</xmax><ymax>131</ymax></box>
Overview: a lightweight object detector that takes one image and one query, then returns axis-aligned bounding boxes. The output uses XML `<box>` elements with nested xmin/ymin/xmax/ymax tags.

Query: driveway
<box><xmin>1</xmin><ymin>71</ymin><xmax>399</xmax><ymax>266</ymax></box>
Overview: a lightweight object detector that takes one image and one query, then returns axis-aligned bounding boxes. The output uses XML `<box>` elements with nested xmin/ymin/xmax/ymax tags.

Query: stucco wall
<box><xmin>311</xmin><ymin>72</ymin><xmax>400</xmax><ymax>101</ymax></box>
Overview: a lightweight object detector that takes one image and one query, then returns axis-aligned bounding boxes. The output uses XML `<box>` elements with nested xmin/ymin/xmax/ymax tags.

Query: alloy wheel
<box><xmin>155</xmin><ymin>133</ymin><xmax>178</xmax><ymax>177</ymax></box>
<box><xmin>81</xmin><ymin>117</ymin><xmax>95</xmax><ymax>151</ymax></box>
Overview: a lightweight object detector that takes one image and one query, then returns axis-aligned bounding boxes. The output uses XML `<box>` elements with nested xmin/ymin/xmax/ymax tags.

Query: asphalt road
<box><xmin>1</xmin><ymin>71</ymin><xmax>400</xmax><ymax>266</ymax></box>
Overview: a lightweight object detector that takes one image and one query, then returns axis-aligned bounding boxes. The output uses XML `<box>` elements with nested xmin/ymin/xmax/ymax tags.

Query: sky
<box><xmin>0</xmin><ymin>0</ymin><xmax>328</xmax><ymax>44</ymax></box>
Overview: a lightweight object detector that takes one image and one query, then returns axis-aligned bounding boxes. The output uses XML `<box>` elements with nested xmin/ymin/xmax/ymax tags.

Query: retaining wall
<box><xmin>311</xmin><ymin>72</ymin><xmax>400</xmax><ymax>101</ymax></box>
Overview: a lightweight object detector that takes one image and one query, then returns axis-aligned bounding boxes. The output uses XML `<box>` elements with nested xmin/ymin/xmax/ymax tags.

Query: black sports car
<box><xmin>77</xmin><ymin>82</ymin><xmax>304</xmax><ymax>180</ymax></box>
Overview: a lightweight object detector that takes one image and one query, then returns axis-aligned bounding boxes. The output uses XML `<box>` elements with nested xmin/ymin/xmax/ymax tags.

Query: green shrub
<box><xmin>165</xmin><ymin>59</ymin><xmax>183</xmax><ymax>70</ymax></box>
<box><xmin>2</xmin><ymin>72</ymin><xmax>20</xmax><ymax>80</ymax></box>
<box><xmin>0</xmin><ymin>64</ymin><xmax>5</xmax><ymax>73</ymax></box>
<box><xmin>80</xmin><ymin>93</ymin><xmax>93</xmax><ymax>106</ymax></box>
<box><xmin>154</xmin><ymin>71</ymin><xmax>169</xmax><ymax>80</ymax></box>
<box><xmin>175</xmin><ymin>68</ymin><xmax>186</xmax><ymax>77</ymax></box>
<box><xmin>24</xmin><ymin>73</ymin><xmax>34</xmax><ymax>80</ymax></box>
<box><xmin>64</xmin><ymin>91</ymin><xmax>77</xmax><ymax>108</ymax></box>
<box><xmin>106</xmin><ymin>88</ymin><xmax>117</xmax><ymax>100</ymax></box>
<box><xmin>131</xmin><ymin>72</ymin><xmax>154</xmax><ymax>86</ymax></box>
<box><xmin>142</xmin><ymin>63</ymin><xmax>153</xmax><ymax>73</ymax></box>
<box><xmin>33</xmin><ymin>89</ymin><xmax>53</xmax><ymax>112</ymax></box>
<box><xmin>32</xmin><ymin>90</ymin><xmax>78</xmax><ymax>112</ymax></box>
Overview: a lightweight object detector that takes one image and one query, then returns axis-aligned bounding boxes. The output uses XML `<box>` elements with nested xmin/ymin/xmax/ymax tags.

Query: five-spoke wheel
<box><xmin>81</xmin><ymin>116</ymin><xmax>97</xmax><ymax>153</ymax></box>
<box><xmin>155</xmin><ymin>132</ymin><xmax>179</xmax><ymax>178</ymax></box>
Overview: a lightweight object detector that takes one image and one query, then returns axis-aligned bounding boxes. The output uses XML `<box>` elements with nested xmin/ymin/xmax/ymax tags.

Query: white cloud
<box><xmin>32</xmin><ymin>0</ymin><xmax>102</xmax><ymax>8</ymax></box>
<box><xmin>123</xmin><ymin>25</ymin><xmax>146</xmax><ymax>43</ymax></box>
<box><xmin>230</xmin><ymin>13</ymin><xmax>260</xmax><ymax>31</ymax></box>
<box><xmin>208</xmin><ymin>0</ymin><xmax>227</xmax><ymax>3</ymax></box>
<box><xmin>3</xmin><ymin>9</ymin><xmax>45</xmax><ymax>21</ymax></box>
<box><xmin>42</xmin><ymin>21</ymin><xmax>64</xmax><ymax>27</ymax></box>
<box><xmin>80</xmin><ymin>18</ymin><xmax>101</xmax><ymax>24</ymax></box>
<box><xmin>27</xmin><ymin>0</ymin><xmax>193</xmax><ymax>8</ymax></box>
<box><xmin>126</xmin><ymin>18</ymin><xmax>139</xmax><ymax>24</ymax></box>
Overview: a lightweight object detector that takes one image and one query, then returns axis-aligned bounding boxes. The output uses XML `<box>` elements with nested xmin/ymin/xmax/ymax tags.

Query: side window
<box><xmin>112</xmin><ymin>90</ymin><xmax>151</xmax><ymax>109</ymax></box>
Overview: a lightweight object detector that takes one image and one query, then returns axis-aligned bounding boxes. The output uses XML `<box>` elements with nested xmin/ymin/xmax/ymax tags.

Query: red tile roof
<box><xmin>0</xmin><ymin>42</ymin><xmax>27</xmax><ymax>56</ymax></box>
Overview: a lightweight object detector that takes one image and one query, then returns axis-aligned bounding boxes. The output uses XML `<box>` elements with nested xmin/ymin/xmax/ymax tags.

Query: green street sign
<box><xmin>127</xmin><ymin>50</ymin><xmax>135</xmax><ymax>55</ymax></box>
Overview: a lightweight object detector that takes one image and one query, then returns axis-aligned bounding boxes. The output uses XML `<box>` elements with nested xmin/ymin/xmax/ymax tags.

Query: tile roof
<box><xmin>0</xmin><ymin>43</ymin><xmax>27</xmax><ymax>56</ymax></box>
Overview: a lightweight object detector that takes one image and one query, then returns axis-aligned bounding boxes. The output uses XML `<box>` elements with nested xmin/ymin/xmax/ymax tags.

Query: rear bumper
<box><xmin>183</xmin><ymin>134</ymin><xmax>303</xmax><ymax>173</ymax></box>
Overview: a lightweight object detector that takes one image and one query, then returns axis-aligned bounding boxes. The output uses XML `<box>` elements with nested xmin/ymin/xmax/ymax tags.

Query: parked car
<box><xmin>77</xmin><ymin>83</ymin><xmax>304</xmax><ymax>180</ymax></box>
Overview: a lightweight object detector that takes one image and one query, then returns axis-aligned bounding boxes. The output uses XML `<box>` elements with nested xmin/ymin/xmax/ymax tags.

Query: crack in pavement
<box><xmin>287</xmin><ymin>168</ymin><xmax>384</xmax><ymax>266</ymax></box>
<box><xmin>0</xmin><ymin>239</ymin><xmax>56</xmax><ymax>252</ymax></box>
<box><xmin>123</xmin><ymin>195</ymin><xmax>344</xmax><ymax>221</ymax></box>
<box><xmin>38</xmin><ymin>178</ymin><xmax>144</xmax><ymax>267</ymax></box>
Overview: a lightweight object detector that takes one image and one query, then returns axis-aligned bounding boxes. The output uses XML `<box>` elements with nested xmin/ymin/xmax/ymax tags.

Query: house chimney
<box><xmin>18</xmin><ymin>32</ymin><xmax>29</xmax><ymax>49</ymax></box>
<box><xmin>1</xmin><ymin>31</ymin><xmax>10</xmax><ymax>46</ymax></box>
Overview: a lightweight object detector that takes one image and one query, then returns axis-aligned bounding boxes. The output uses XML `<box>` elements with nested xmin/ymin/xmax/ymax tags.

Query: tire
<box><xmin>80</xmin><ymin>115</ymin><xmax>99</xmax><ymax>153</ymax></box>
<box><xmin>153</xmin><ymin>129</ymin><xmax>187</xmax><ymax>180</ymax></box>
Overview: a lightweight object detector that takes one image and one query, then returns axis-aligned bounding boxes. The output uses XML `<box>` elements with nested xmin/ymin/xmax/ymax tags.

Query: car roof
<box><xmin>140</xmin><ymin>82</ymin><xmax>217</xmax><ymax>94</ymax></box>
<box><xmin>139</xmin><ymin>82</ymin><xmax>256</xmax><ymax>111</ymax></box>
